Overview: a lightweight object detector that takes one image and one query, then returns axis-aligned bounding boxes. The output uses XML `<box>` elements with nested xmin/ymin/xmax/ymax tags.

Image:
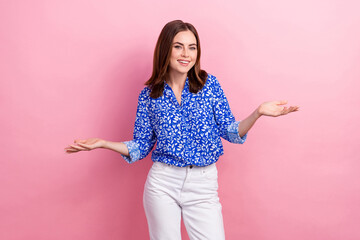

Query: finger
<box><xmin>65</xmin><ymin>145</ymin><xmax>77</xmax><ymax>150</ymax></box>
<box><xmin>64</xmin><ymin>147</ymin><xmax>79</xmax><ymax>153</ymax></box>
<box><xmin>287</xmin><ymin>108</ymin><xmax>294</xmax><ymax>114</ymax></box>
<box><xmin>74</xmin><ymin>139</ymin><xmax>87</xmax><ymax>144</ymax></box>
<box><xmin>70</xmin><ymin>144</ymin><xmax>88</xmax><ymax>151</ymax></box>
<box><xmin>77</xmin><ymin>142</ymin><xmax>92</xmax><ymax>150</ymax></box>
<box><xmin>286</xmin><ymin>106</ymin><xmax>294</xmax><ymax>112</ymax></box>
<box><xmin>284</xmin><ymin>106</ymin><xmax>298</xmax><ymax>114</ymax></box>
<box><xmin>289</xmin><ymin>106</ymin><xmax>299</xmax><ymax>112</ymax></box>
<box><xmin>288</xmin><ymin>106</ymin><xmax>296</xmax><ymax>112</ymax></box>
<box><xmin>65</xmin><ymin>150</ymin><xmax>78</xmax><ymax>154</ymax></box>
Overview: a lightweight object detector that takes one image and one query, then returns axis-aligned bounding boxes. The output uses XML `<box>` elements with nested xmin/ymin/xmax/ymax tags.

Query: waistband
<box><xmin>153</xmin><ymin>161</ymin><xmax>216</xmax><ymax>171</ymax></box>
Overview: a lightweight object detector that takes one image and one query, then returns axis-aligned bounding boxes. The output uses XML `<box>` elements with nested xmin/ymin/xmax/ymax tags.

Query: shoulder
<box><xmin>137</xmin><ymin>86</ymin><xmax>152</xmax><ymax>103</ymax></box>
<box><xmin>204</xmin><ymin>73</ymin><xmax>221</xmax><ymax>90</ymax></box>
<box><xmin>207</xmin><ymin>73</ymin><xmax>216</xmax><ymax>80</ymax></box>
<box><xmin>139</xmin><ymin>86</ymin><xmax>151</xmax><ymax>97</ymax></box>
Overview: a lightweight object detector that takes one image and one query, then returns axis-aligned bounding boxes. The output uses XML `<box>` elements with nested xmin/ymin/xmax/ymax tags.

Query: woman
<box><xmin>65</xmin><ymin>20</ymin><xmax>299</xmax><ymax>240</ymax></box>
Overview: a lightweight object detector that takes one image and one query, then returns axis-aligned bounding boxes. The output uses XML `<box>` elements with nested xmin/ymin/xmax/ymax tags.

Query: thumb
<box><xmin>277</xmin><ymin>100</ymin><xmax>288</xmax><ymax>105</ymax></box>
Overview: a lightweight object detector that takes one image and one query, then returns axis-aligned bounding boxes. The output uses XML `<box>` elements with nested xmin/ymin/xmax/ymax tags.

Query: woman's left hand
<box><xmin>258</xmin><ymin>100</ymin><xmax>299</xmax><ymax>117</ymax></box>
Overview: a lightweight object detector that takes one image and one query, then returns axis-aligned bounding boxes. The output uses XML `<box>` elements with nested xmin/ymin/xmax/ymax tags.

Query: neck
<box><xmin>166</xmin><ymin>70</ymin><xmax>187</xmax><ymax>90</ymax></box>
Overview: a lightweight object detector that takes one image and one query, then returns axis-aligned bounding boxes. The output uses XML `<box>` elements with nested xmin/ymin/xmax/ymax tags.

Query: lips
<box><xmin>178</xmin><ymin>59</ymin><xmax>190</xmax><ymax>66</ymax></box>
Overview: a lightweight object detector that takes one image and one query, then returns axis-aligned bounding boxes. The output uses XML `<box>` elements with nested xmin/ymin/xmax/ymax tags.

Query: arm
<box><xmin>103</xmin><ymin>141</ymin><xmax>129</xmax><ymax>156</ymax></box>
<box><xmin>65</xmin><ymin>138</ymin><xmax>130</xmax><ymax>156</ymax></box>
<box><xmin>238</xmin><ymin>100</ymin><xmax>299</xmax><ymax>137</ymax></box>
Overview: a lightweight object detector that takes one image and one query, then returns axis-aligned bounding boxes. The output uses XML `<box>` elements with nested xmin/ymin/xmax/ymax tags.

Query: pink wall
<box><xmin>1</xmin><ymin>0</ymin><xmax>360</xmax><ymax>239</ymax></box>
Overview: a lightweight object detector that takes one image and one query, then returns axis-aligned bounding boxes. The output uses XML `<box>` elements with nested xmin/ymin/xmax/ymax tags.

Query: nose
<box><xmin>181</xmin><ymin>48</ymin><xmax>189</xmax><ymax>57</ymax></box>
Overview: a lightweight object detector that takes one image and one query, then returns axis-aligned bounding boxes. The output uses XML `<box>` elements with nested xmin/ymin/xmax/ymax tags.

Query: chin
<box><xmin>174</xmin><ymin>68</ymin><xmax>190</xmax><ymax>74</ymax></box>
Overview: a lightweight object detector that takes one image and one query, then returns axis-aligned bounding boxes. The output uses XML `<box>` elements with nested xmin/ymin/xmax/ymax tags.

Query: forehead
<box><xmin>172</xmin><ymin>30</ymin><xmax>197</xmax><ymax>44</ymax></box>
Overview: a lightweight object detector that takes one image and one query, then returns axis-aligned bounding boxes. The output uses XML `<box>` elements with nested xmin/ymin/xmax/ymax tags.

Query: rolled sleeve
<box><xmin>227</xmin><ymin>121</ymin><xmax>247</xmax><ymax>144</ymax></box>
<box><xmin>121</xmin><ymin>141</ymin><xmax>141</xmax><ymax>163</ymax></box>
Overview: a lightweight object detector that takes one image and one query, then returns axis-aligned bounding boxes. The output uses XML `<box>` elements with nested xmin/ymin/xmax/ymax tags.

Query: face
<box><xmin>168</xmin><ymin>30</ymin><xmax>198</xmax><ymax>76</ymax></box>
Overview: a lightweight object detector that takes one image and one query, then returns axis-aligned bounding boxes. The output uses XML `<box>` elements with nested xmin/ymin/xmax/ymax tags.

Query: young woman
<box><xmin>65</xmin><ymin>20</ymin><xmax>299</xmax><ymax>240</ymax></box>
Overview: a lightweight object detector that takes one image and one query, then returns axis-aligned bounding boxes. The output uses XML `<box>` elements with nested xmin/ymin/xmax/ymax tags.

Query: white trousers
<box><xmin>143</xmin><ymin>161</ymin><xmax>225</xmax><ymax>240</ymax></box>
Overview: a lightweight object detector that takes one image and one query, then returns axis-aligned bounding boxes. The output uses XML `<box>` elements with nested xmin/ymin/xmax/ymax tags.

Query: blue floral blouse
<box><xmin>121</xmin><ymin>73</ymin><xmax>247</xmax><ymax>167</ymax></box>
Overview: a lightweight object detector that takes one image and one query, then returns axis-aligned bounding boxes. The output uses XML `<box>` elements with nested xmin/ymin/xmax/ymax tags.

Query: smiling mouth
<box><xmin>178</xmin><ymin>60</ymin><xmax>190</xmax><ymax>66</ymax></box>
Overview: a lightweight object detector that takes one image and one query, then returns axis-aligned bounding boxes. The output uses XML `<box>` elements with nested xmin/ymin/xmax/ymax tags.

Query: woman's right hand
<box><xmin>64</xmin><ymin>138</ymin><xmax>106</xmax><ymax>154</ymax></box>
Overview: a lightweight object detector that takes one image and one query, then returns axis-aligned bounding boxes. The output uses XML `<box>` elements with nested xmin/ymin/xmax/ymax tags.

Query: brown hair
<box><xmin>145</xmin><ymin>20</ymin><xmax>208</xmax><ymax>98</ymax></box>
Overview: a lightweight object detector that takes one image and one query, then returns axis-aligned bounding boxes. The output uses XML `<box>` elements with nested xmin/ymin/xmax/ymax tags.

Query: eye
<box><xmin>174</xmin><ymin>45</ymin><xmax>182</xmax><ymax>49</ymax></box>
<box><xmin>190</xmin><ymin>47</ymin><xmax>197</xmax><ymax>50</ymax></box>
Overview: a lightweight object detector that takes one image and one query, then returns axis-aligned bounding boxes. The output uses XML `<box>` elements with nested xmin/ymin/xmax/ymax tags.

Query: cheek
<box><xmin>191</xmin><ymin>53</ymin><xmax>197</xmax><ymax>65</ymax></box>
<box><xmin>169</xmin><ymin>59</ymin><xmax>176</xmax><ymax>69</ymax></box>
<box><xmin>171</xmin><ymin>48</ymin><xmax>181</xmax><ymax>57</ymax></box>
<box><xmin>169</xmin><ymin>58</ymin><xmax>179</xmax><ymax>69</ymax></box>
<box><xmin>191</xmin><ymin>51</ymin><xmax>198</xmax><ymax>61</ymax></box>
<box><xmin>170</xmin><ymin>51</ymin><xmax>177</xmax><ymax>62</ymax></box>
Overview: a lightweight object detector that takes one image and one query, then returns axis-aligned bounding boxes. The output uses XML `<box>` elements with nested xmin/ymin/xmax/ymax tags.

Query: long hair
<box><xmin>145</xmin><ymin>20</ymin><xmax>208</xmax><ymax>98</ymax></box>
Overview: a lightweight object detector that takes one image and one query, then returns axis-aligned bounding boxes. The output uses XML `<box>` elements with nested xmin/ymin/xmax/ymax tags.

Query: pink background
<box><xmin>1</xmin><ymin>0</ymin><xmax>360</xmax><ymax>239</ymax></box>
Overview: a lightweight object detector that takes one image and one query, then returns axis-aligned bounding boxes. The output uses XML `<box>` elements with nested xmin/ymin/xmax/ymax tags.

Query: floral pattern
<box><xmin>121</xmin><ymin>73</ymin><xmax>247</xmax><ymax>167</ymax></box>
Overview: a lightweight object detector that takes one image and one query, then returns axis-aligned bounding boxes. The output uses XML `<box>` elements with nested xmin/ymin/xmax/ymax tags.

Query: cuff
<box><xmin>227</xmin><ymin>121</ymin><xmax>247</xmax><ymax>144</ymax></box>
<box><xmin>121</xmin><ymin>141</ymin><xmax>141</xmax><ymax>163</ymax></box>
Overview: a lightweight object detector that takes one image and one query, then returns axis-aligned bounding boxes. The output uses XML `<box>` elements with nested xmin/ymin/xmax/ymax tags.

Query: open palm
<box><xmin>258</xmin><ymin>100</ymin><xmax>299</xmax><ymax>117</ymax></box>
<box><xmin>65</xmin><ymin>138</ymin><xmax>105</xmax><ymax>153</ymax></box>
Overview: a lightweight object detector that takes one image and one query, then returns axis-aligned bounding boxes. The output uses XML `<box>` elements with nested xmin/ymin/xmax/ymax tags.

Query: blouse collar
<box><xmin>164</xmin><ymin>76</ymin><xmax>189</xmax><ymax>96</ymax></box>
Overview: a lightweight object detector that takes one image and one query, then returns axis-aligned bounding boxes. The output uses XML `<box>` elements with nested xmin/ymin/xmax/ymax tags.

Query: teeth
<box><xmin>179</xmin><ymin>61</ymin><xmax>189</xmax><ymax>63</ymax></box>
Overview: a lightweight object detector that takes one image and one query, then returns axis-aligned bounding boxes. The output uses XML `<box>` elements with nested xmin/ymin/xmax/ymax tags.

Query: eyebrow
<box><xmin>173</xmin><ymin>42</ymin><xmax>197</xmax><ymax>46</ymax></box>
